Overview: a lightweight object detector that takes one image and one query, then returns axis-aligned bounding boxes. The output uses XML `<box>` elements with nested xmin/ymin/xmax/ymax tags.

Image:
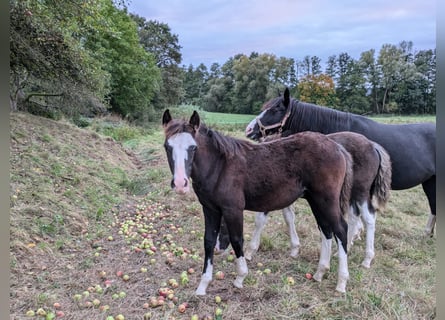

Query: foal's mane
<box><xmin>164</xmin><ymin>118</ymin><xmax>253</xmax><ymax>159</ymax></box>
<box><xmin>198</xmin><ymin>124</ymin><xmax>253</xmax><ymax>159</ymax></box>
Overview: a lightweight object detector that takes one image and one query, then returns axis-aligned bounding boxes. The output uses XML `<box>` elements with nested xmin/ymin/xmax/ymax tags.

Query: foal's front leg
<box><xmin>196</xmin><ymin>208</ymin><xmax>221</xmax><ymax>295</ymax></box>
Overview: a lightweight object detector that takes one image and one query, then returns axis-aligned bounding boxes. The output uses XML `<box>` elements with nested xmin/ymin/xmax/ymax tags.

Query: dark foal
<box><xmin>217</xmin><ymin>131</ymin><xmax>392</xmax><ymax>269</ymax></box>
<box><xmin>162</xmin><ymin>109</ymin><xmax>353</xmax><ymax>294</ymax></box>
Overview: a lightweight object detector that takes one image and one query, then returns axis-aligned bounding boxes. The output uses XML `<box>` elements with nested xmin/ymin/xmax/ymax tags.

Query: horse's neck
<box><xmin>288</xmin><ymin>101</ymin><xmax>354</xmax><ymax>134</ymax></box>
<box><xmin>191</xmin><ymin>138</ymin><xmax>221</xmax><ymax>183</ymax></box>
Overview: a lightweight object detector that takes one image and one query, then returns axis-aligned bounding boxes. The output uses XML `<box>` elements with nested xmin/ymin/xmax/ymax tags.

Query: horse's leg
<box><xmin>245</xmin><ymin>212</ymin><xmax>268</xmax><ymax>260</ymax></box>
<box><xmin>313</xmin><ymin>231</ymin><xmax>332</xmax><ymax>282</ymax></box>
<box><xmin>422</xmin><ymin>176</ymin><xmax>436</xmax><ymax>236</ymax></box>
<box><xmin>214</xmin><ymin>217</ymin><xmax>230</xmax><ymax>255</ymax></box>
<box><xmin>223</xmin><ymin>211</ymin><xmax>248</xmax><ymax>289</ymax></box>
<box><xmin>359</xmin><ymin>201</ymin><xmax>376</xmax><ymax>268</ymax></box>
<box><xmin>347</xmin><ymin>204</ymin><xmax>360</xmax><ymax>249</ymax></box>
<box><xmin>196</xmin><ymin>207</ymin><xmax>221</xmax><ymax>295</ymax></box>
<box><xmin>282</xmin><ymin>206</ymin><xmax>300</xmax><ymax>258</ymax></box>
<box><xmin>335</xmin><ymin>234</ymin><xmax>349</xmax><ymax>293</ymax></box>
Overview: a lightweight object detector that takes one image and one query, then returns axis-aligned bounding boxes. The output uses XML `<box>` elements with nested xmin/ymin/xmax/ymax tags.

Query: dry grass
<box><xmin>9</xmin><ymin>112</ymin><xmax>435</xmax><ymax>320</ymax></box>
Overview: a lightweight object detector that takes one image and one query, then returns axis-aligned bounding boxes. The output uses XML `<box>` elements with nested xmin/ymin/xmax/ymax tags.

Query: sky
<box><xmin>126</xmin><ymin>0</ymin><xmax>436</xmax><ymax>68</ymax></box>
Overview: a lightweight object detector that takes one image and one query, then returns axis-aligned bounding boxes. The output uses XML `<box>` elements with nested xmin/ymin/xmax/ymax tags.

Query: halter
<box><xmin>256</xmin><ymin>105</ymin><xmax>292</xmax><ymax>138</ymax></box>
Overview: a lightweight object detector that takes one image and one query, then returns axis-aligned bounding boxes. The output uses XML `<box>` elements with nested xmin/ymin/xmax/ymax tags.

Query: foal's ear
<box><xmin>283</xmin><ymin>88</ymin><xmax>290</xmax><ymax>107</ymax></box>
<box><xmin>189</xmin><ymin>110</ymin><xmax>200</xmax><ymax>131</ymax></box>
<box><xmin>162</xmin><ymin>109</ymin><xmax>172</xmax><ymax>127</ymax></box>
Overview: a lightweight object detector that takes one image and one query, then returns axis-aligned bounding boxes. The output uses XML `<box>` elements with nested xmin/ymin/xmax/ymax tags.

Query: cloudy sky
<box><xmin>127</xmin><ymin>0</ymin><xmax>436</xmax><ymax>67</ymax></box>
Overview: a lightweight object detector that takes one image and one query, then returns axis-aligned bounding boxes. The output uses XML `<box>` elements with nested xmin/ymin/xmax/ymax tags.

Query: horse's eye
<box><xmin>189</xmin><ymin>145</ymin><xmax>197</xmax><ymax>152</ymax></box>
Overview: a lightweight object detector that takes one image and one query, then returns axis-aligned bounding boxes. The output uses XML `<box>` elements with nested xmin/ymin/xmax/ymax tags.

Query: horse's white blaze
<box><xmin>167</xmin><ymin>133</ymin><xmax>196</xmax><ymax>194</ymax></box>
<box><xmin>245</xmin><ymin>212</ymin><xmax>268</xmax><ymax>260</ymax></box>
<box><xmin>359</xmin><ymin>201</ymin><xmax>376</xmax><ymax>268</ymax></box>
<box><xmin>245</xmin><ymin>110</ymin><xmax>265</xmax><ymax>136</ymax></box>
<box><xmin>233</xmin><ymin>256</ymin><xmax>248</xmax><ymax>289</ymax></box>
<box><xmin>195</xmin><ymin>258</ymin><xmax>213</xmax><ymax>295</ymax></box>
<box><xmin>313</xmin><ymin>232</ymin><xmax>332</xmax><ymax>282</ymax></box>
<box><xmin>282</xmin><ymin>206</ymin><xmax>300</xmax><ymax>258</ymax></box>
<box><xmin>335</xmin><ymin>236</ymin><xmax>349</xmax><ymax>293</ymax></box>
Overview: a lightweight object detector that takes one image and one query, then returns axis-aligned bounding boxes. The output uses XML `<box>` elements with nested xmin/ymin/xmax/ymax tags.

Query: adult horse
<box><xmin>162</xmin><ymin>109</ymin><xmax>353</xmax><ymax>294</ymax></box>
<box><xmin>246</xmin><ymin>88</ymin><xmax>436</xmax><ymax>236</ymax></box>
<box><xmin>217</xmin><ymin>131</ymin><xmax>392</xmax><ymax>269</ymax></box>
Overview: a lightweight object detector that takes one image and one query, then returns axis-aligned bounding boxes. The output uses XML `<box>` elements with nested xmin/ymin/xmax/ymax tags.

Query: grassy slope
<box><xmin>9</xmin><ymin>111</ymin><xmax>436</xmax><ymax>320</ymax></box>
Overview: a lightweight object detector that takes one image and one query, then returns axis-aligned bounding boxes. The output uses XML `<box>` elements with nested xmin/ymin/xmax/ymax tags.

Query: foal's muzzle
<box><xmin>171</xmin><ymin>177</ymin><xmax>190</xmax><ymax>194</ymax></box>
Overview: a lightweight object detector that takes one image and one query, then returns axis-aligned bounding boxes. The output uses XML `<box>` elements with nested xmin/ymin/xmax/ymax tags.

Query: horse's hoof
<box><xmin>361</xmin><ymin>260</ymin><xmax>372</xmax><ymax>269</ymax></box>
<box><xmin>233</xmin><ymin>278</ymin><xmax>244</xmax><ymax>289</ymax></box>
<box><xmin>335</xmin><ymin>285</ymin><xmax>346</xmax><ymax>293</ymax></box>
<box><xmin>195</xmin><ymin>289</ymin><xmax>206</xmax><ymax>296</ymax></box>
<box><xmin>290</xmin><ymin>249</ymin><xmax>299</xmax><ymax>258</ymax></box>
<box><xmin>312</xmin><ymin>272</ymin><xmax>323</xmax><ymax>282</ymax></box>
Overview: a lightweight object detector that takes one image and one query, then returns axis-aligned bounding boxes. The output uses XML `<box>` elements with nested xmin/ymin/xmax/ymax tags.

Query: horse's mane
<box><xmin>198</xmin><ymin>124</ymin><xmax>253</xmax><ymax>159</ymax></box>
<box><xmin>261</xmin><ymin>97</ymin><xmax>355</xmax><ymax>134</ymax></box>
<box><xmin>289</xmin><ymin>99</ymin><xmax>353</xmax><ymax>133</ymax></box>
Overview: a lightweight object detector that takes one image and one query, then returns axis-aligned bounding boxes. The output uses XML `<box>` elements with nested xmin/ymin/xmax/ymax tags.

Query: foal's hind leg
<box><xmin>313</xmin><ymin>231</ymin><xmax>332</xmax><ymax>283</ymax></box>
<box><xmin>422</xmin><ymin>176</ymin><xmax>436</xmax><ymax>236</ymax></box>
<box><xmin>282</xmin><ymin>206</ymin><xmax>300</xmax><ymax>258</ymax></box>
<box><xmin>358</xmin><ymin>201</ymin><xmax>376</xmax><ymax>268</ymax></box>
<box><xmin>245</xmin><ymin>212</ymin><xmax>268</xmax><ymax>260</ymax></box>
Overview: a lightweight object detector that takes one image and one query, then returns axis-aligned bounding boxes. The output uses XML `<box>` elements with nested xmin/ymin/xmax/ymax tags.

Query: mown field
<box><xmin>10</xmin><ymin>110</ymin><xmax>436</xmax><ymax>320</ymax></box>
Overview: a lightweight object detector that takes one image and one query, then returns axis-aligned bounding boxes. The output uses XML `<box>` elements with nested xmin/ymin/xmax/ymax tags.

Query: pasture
<box><xmin>9</xmin><ymin>111</ymin><xmax>436</xmax><ymax>319</ymax></box>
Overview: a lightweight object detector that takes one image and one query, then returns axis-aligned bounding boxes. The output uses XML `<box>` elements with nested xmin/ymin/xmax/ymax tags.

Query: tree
<box><xmin>297</xmin><ymin>74</ymin><xmax>338</xmax><ymax>107</ymax></box>
<box><xmin>377</xmin><ymin>42</ymin><xmax>418</xmax><ymax>113</ymax></box>
<box><xmin>84</xmin><ymin>3</ymin><xmax>160</xmax><ymax>120</ymax></box>
<box><xmin>10</xmin><ymin>0</ymin><xmax>111</xmax><ymax>116</ymax></box>
<box><xmin>360</xmin><ymin>49</ymin><xmax>381</xmax><ymax>113</ymax></box>
<box><xmin>132</xmin><ymin>16</ymin><xmax>183</xmax><ymax>110</ymax></box>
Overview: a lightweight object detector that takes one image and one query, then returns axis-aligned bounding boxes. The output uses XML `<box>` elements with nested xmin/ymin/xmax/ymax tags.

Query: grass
<box><xmin>9</xmin><ymin>111</ymin><xmax>435</xmax><ymax>320</ymax></box>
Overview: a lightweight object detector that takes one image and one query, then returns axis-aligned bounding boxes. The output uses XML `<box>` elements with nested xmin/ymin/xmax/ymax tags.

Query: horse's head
<box><xmin>245</xmin><ymin>87</ymin><xmax>292</xmax><ymax>141</ymax></box>
<box><xmin>162</xmin><ymin>109</ymin><xmax>200</xmax><ymax>194</ymax></box>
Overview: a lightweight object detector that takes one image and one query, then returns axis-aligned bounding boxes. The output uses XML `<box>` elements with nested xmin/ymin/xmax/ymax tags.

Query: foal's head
<box><xmin>162</xmin><ymin>109</ymin><xmax>200</xmax><ymax>194</ymax></box>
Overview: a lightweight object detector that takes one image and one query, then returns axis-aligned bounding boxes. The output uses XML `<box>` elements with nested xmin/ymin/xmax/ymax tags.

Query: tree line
<box><xmin>10</xmin><ymin>0</ymin><xmax>436</xmax><ymax>123</ymax></box>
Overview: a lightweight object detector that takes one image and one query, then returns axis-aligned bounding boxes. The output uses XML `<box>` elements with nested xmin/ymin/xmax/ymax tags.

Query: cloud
<box><xmin>127</xmin><ymin>0</ymin><xmax>436</xmax><ymax>66</ymax></box>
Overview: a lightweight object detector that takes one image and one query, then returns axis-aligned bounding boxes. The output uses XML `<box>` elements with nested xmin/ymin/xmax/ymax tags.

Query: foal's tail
<box><xmin>370</xmin><ymin>142</ymin><xmax>392</xmax><ymax>211</ymax></box>
<box><xmin>338</xmin><ymin>145</ymin><xmax>354</xmax><ymax>219</ymax></box>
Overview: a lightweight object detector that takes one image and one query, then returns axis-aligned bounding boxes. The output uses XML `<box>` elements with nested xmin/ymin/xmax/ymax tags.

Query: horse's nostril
<box><xmin>184</xmin><ymin>178</ymin><xmax>188</xmax><ymax>187</ymax></box>
<box><xmin>171</xmin><ymin>179</ymin><xmax>175</xmax><ymax>189</ymax></box>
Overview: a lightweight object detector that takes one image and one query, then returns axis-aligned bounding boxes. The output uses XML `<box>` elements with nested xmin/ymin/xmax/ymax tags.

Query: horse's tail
<box><xmin>338</xmin><ymin>145</ymin><xmax>354</xmax><ymax>220</ymax></box>
<box><xmin>370</xmin><ymin>142</ymin><xmax>392</xmax><ymax>211</ymax></box>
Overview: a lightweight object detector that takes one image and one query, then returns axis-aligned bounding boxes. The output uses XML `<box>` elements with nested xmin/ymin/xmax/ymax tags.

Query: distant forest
<box><xmin>10</xmin><ymin>0</ymin><xmax>436</xmax><ymax>123</ymax></box>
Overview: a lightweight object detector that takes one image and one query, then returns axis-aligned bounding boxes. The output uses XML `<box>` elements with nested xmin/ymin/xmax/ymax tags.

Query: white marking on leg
<box><xmin>347</xmin><ymin>205</ymin><xmax>361</xmax><ymax>249</ymax></box>
<box><xmin>282</xmin><ymin>206</ymin><xmax>300</xmax><ymax>258</ymax></box>
<box><xmin>424</xmin><ymin>213</ymin><xmax>436</xmax><ymax>236</ymax></box>
<box><xmin>233</xmin><ymin>256</ymin><xmax>248</xmax><ymax>289</ymax></box>
<box><xmin>245</xmin><ymin>212</ymin><xmax>268</xmax><ymax>260</ymax></box>
<box><xmin>195</xmin><ymin>259</ymin><xmax>213</xmax><ymax>295</ymax></box>
<box><xmin>360</xmin><ymin>201</ymin><xmax>376</xmax><ymax>268</ymax></box>
<box><xmin>313</xmin><ymin>232</ymin><xmax>332</xmax><ymax>282</ymax></box>
<box><xmin>335</xmin><ymin>236</ymin><xmax>349</xmax><ymax>293</ymax></box>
